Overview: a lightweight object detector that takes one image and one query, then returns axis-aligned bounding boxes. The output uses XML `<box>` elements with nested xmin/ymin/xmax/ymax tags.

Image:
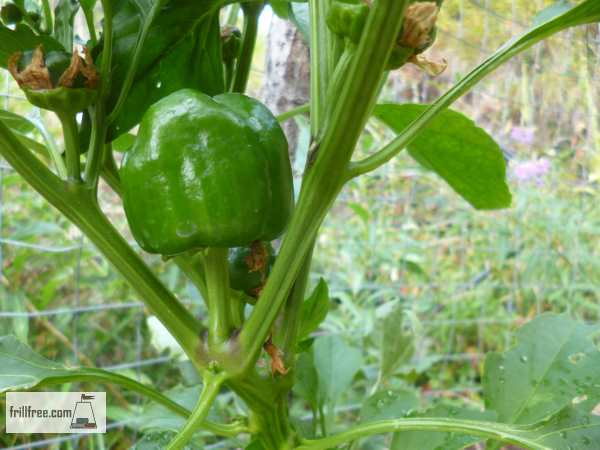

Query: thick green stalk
<box><xmin>205</xmin><ymin>247</ymin><xmax>233</xmax><ymax>348</ymax></box>
<box><xmin>166</xmin><ymin>371</ymin><xmax>227</xmax><ymax>450</ymax></box>
<box><xmin>237</xmin><ymin>0</ymin><xmax>410</xmax><ymax>374</ymax></box>
<box><xmin>229</xmin><ymin>374</ymin><xmax>294</xmax><ymax>449</ymax></box>
<box><xmin>232</xmin><ymin>2</ymin><xmax>263</xmax><ymax>93</ymax></box>
<box><xmin>295</xmin><ymin>418</ymin><xmax>549</xmax><ymax>450</ymax></box>
<box><xmin>0</xmin><ymin>120</ymin><xmax>205</xmax><ymax>368</ymax></box>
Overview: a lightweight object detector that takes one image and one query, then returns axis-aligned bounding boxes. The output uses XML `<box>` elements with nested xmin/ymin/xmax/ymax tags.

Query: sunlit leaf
<box><xmin>375</xmin><ymin>104</ymin><xmax>511</xmax><ymax>210</ymax></box>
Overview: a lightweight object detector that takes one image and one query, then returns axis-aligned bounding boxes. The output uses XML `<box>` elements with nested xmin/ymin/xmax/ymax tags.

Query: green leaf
<box><xmin>391</xmin><ymin>405</ymin><xmax>497</xmax><ymax>450</ymax></box>
<box><xmin>375</xmin><ymin>104</ymin><xmax>511</xmax><ymax>210</ymax></box>
<box><xmin>0</xmin><ymin>291</ymin><xmax>28</xmax><ymax>344</ymax></box>
<box><xmin>0</xmin><ymin>109</ymin><xmax>36</xmax><ymax>134</ymax></box>
<box><xmin>360</xmin><ymin>389</ymin><xmax>419</xmax><ymax>423</ymax></box>
<box><xmin>0</xmin><ymin>112</ymin><xmax>49</xmax><ymax>157</ymax></box>
<box><xmin>313</xmin><ymin>335</ymin><xmax>363</xmax><ymax>406</ymax></box>
<box><xmin>80</xmin><ymin>0</ymin><xmax>96</xmax><ymax>9</ymax></box>
<box><xmin>106</xmin><ymin>0</ymin><xmax>224</xmax><ymax>138</ymax></box>
<box><xmin>270</xmin><ymin>1</ymin><xmax>291</xmax><ymax>19</ymax></box>
<box><xmin>298</xmin><ymin>278</ymin><xmax>329</xmax><ymax>340</ymax></box>
<box><xmin>0</xmin><ymin>335</ymin><xmax>68</xmax><ymax>390</ymax></box>
<box><xmin>53</xmin><ymin>0</ymin><xmax>79</xmax><ymax>50</ymax></box>
<box><xmin>347</xmin><ymin>202</ymin><xmax>370</xmax><ymax>225</ymax></box>
<box><xmin>380</xmin><ymin>304</ymin><xmax>416</xmax><ymax>382</ymax></box>
<box><xmin>517</xmin><ymin>401</ymin><xmax>600</xmax><ymax>449</ymax></box>
<box><xmin>0</xmin><ymin>335</ymin><xmax>188</xmax><ymax>419</ymax></box>
<box><xmin>533</xmin><ymin>1</ymin><xmax>573</xmax><ymax>26</ymax></box>
<box><xmin>111</xmin><ymin>131</ymin><xmax>136</xmax><ymax>152</ymax></box>
<box><xmin>0</xmin><ymin>23</ymin><xmax>64</xmax><ymax>69</ymax></box>
<box><xmin>290</xmin><ymin>3</ymin><xmax>309</xmax><ymax>43</ymax></box>
<box><xmin>483</xmin><ymin>313</ymin><xmax>600</xmax><ymax>425</ymax></box>
<box><xmin>293</xmin><ymin>348</ymin><xmax>320</xmax><ymax>407</ymax></box>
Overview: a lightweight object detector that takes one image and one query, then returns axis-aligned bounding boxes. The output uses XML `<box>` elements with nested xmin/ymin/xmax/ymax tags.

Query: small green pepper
<box><xmin>8</xmin><ymin>46</ymin><xmax>99</xmax><ymax>114</ymax></box>
<box><xmin>327</xmin><ymin>0</ymin><xmax>443</xmax><ymax>70</ymax></box>
<box><xmin>229</xmin><ymin>241</ymin><xmax>275</xmax><ymax>299</ymax></box>
<box><xmin>326</xmin><ymin>0</ymin><xmax>369</xmax><ymax>45</ymax></box>
<box><xmin>1</xmin><ymin>3</ymin><xmax>23</xmax><ymax>25</ymax></box>
<box><xmin>121</xmin><ymin>89</ymin><xmax>294</xmax><ymax>255</ymax></box>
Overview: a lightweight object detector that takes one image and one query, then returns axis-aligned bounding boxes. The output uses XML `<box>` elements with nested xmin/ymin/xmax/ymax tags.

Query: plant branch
<box><xmin>346</xmin><ymin>0</ymin><xmax>600</xmax><ymax>180</ymax></box>
<box><xmin>166</xmin><ymin>371</ymin><xmax>228</xmax><ymax>450</ymax></box>
<box><xmin>232</xmin><ymin>2</ymin><xmax>263</xmax><ymax>93</ymax></box>
<box><xmin>277</xmin><ymin>104</ymin><xmax>310</xmax><ymax>123</ymax></box>
<box><xmin>37</xmin><ymin>369</ymin><xmax>246</xmax><ymax>438</ymax></box>
<box><xmin>346</xmin><ymin>147</ymin><xmax>406</xmax><ymax>180</ymax></box>
<box><xmin>295</xmin><ymin>418</ymin><xmax>550</xmax><ymax>450</ymax></box>
<box><xmin>107</xmin><ymin>0</ymin><xmax>164</xmax><ymax>124</ymax></box>
<box><xmin>237</xmin><ymin>0</ymin><xmax>411</xmax><ymax>374</ymax></box>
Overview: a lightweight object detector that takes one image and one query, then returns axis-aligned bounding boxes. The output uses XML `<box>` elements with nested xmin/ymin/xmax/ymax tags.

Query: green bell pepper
<box><xmin>121</xmin><ymin>89</ymin><xmax>294</xmax><ymax>255</ymax></box>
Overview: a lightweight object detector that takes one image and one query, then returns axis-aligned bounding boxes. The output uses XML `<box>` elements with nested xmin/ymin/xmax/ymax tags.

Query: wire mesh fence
<box><xmin>0</xmin><ymin>0</ymin><xmax>599</xmax><ymax>448</ymax></box>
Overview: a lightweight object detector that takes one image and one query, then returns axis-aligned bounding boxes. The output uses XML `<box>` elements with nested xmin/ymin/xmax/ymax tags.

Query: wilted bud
<box><xmin>399</xmin><ymin>2</ymin><xmax>440</xmax><ymax>50</ymax></box>
<box><xmin>221</xmin><ymin>26</ymin><xmax>242</xmax><ymax>65</ymax></box>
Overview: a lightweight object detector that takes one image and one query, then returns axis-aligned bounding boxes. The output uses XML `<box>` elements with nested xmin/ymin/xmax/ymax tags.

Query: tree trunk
<box><xmin>260</xmin><ymin>14</ymin><xmax>310</xmax><ymax>159</ymax></box>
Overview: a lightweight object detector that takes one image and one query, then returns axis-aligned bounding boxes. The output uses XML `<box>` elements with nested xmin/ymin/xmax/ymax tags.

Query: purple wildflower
<box><xmin>512</xmin><ymin>158</ymin><xmax>551</xmax><ymax>184</ymax></box>
<box><xmin>510</xmin><ymin>126</ymin><xmax>536</xmax><ymax>146</ymax></box>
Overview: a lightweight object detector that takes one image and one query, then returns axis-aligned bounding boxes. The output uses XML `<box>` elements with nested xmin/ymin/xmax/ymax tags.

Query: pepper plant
<box><xmin>1</xmin><ymin>0</ymin><xmax>600</xmax><ymax>449</ymax></box>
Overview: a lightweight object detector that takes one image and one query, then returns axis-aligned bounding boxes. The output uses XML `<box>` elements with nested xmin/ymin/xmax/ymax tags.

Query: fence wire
<box><xmin>0</xmin><ymin>0</ymin><xmax>599</xmax><ymax>448</ymax></box>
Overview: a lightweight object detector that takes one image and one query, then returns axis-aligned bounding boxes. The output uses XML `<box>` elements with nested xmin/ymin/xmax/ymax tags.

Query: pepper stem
<box><xmin>232</xmin><ymin>2</ymin><xmax>263</xmax><ymax>93</ymax></box>
<box><xmin>204</xmin><ymin>247</ymin><xmax>233</xmax><ymax>349</ymax></box>
<box><xmin>56</xmin><ymin>112</ymin><xmax>81</xmax><ymax>182</ymax></box>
